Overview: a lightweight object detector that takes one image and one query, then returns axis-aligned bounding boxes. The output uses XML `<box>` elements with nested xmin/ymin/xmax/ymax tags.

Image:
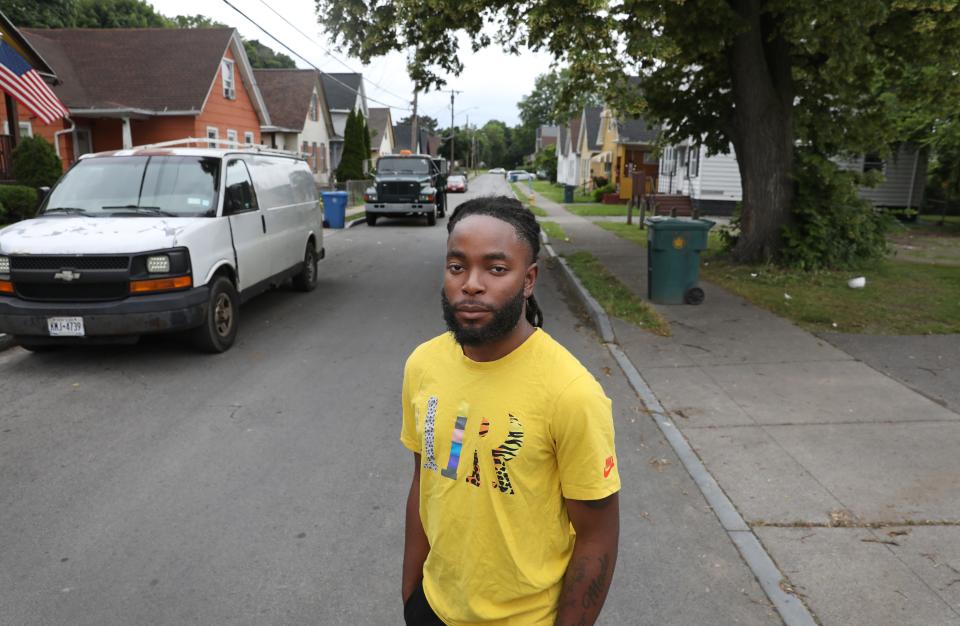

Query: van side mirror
<box><xmin>36</xmin><ymin>186</ymin><xmax>51</xmax><ymax>210</ymax></box>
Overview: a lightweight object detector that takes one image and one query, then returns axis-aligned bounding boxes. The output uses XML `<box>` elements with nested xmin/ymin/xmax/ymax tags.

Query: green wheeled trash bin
<box><xmin>644</xmin><ymin>216</ymin><xmax>715</xmax><ymax>305</ymax></box>
<box><xmin>563</xmin><ymin>184</ymin><xmax>575</xmax><ymax>203</ymax></box>
<box><xmin>320</xmin><ymin>191</ymin><xmax>349</xmax><ymax>229</ymax></box>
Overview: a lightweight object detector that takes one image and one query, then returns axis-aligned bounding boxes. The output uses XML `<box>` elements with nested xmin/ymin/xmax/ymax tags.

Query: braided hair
<box><xmin>447</xmin><ymin>195</ymin><xmax>544</xmax><ymax>328</ymax></box>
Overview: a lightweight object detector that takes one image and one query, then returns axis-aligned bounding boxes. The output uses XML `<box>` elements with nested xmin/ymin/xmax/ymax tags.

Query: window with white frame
<box><xmin>2</xmin><ymin>121</ymin><xmax>33</xmax><ymax>137</ymax></box>
<box><xmin>221</xmin><ymin>59</ymin><xmax>236</xmax><ymax>99</ymax></box>
<box><xmin>312</xmin><ymin>142</ymin><xmax>318</xmax><ymax>173</ymax></box>
<box><xmin>309</xmin><ymin>92</ymin><xmax>319</xmax><ymax>122</ymax></box>
<box><xmin>319</xmin><ymin>143</ymin><xmax>327</xmax><ymax>172</ymax></box>
<box><xmin>689</xmin><ymin>145</ymin><xmax>701</xmax><ymax>177</ymax></box>
<box><xmin>207</xmin><ymin>126</ymin><xmax>219</xmax><ymax>148</ymax></box>
<box><xmin>227</xmin><ymin>129</ymin><xmax>238</xmax><ymax>144</ymax></box>
<box><xmin>244</xmin><ymin>131</ymin><xmax>254</xmax><ymax>145</ymax></box>
<box><xmin>662</xmin><ymin>146</ymin><xmax>676</xmax><ymax>175</ymax></box>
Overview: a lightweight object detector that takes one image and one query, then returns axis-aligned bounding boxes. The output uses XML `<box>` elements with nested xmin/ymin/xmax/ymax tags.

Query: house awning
<box><xmin>590</xmin><ymin>151</ymin><xmax>611</xmax><ymax>163</ymax></box>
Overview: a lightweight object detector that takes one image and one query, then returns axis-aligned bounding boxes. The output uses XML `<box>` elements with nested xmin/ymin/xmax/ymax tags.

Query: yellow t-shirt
<box><xmin>401</xmin><ymin>329</ymin><xmax>621</xmax><ymax>625</ymax></box>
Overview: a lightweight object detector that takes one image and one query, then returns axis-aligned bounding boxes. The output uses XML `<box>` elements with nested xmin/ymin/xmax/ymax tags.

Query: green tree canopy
<box><xmin>398</xmin><ymin>115</ymin><xmax>439</xmax><ymax>133</ymax></box>
<box><xmin>316</xmin><ymin>0</ymin><xmax>960</xmax><ymax>264</ymax></box>
<box><xmin>518</xmin><ymin>68</ymin><xmax>599</xmax><ymax>129</ymax></box>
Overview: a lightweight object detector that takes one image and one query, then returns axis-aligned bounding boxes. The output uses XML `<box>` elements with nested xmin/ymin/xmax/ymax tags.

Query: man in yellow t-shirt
<box><xmin>401</xmin><ymin>196</ymin><xmax>620</xmax><ymax>625</ymax></box>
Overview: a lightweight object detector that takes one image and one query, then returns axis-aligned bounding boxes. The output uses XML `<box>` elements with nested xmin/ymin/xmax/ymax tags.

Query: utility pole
<box><xmin>444</xmin><ymin>89</ymin><xmax>462</xmax><ymax>166</ymax></box>
<box><xmin>410</xmin><ymin>89</ymin><xmax>418</xmax><ymax>153</ymax></box>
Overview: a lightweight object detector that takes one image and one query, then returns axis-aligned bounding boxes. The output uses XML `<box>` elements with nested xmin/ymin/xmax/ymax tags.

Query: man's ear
<box><xmin>524</xmin><ymin>262</ymin><xmax>539</xmax><ymax>298</ymax></box>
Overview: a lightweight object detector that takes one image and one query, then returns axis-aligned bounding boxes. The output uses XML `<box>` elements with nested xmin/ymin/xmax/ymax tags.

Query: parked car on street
<box><xmin>488</xmin><ymin>167</ymin><xmax>506</xmax><ymax>175</ymax></box>
<box><xmin>507</xmin><ymin>170</ymin><xmax>534</xmax><ymax>182</ymax></box>
<box><xmin>447</xmin><ymin>175</ymin><xmax>468</xmax><ymax>193</ymax></box>
<box><xmin>0</xmin><ymin>142</ymin><xmax>324</xmax><ymax>353</ymax></box>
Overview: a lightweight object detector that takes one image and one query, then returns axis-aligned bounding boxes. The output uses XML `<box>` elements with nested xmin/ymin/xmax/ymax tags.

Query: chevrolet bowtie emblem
<box><xmin>54</xmin><ymin>270</ymin><xmax>81</xmax><ymax>281</ymax></box>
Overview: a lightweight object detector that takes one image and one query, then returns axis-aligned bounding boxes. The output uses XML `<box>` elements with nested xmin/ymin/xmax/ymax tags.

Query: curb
<box><xmin>539</xmin><ymin>231</ymin><xmax>818</xmax><ymax>626</ymax></box>
<box><xmin>0</xmin><ymin>333</ymin><xmax>16</xmax><ymax>353</ymax></box>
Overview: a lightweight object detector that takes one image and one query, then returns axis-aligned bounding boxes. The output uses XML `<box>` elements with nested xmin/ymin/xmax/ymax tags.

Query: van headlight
<box><xmin>0</xmin><ymin>255</ymin><xmax>9</xmax><ymax>275</ymax></box>
<box><xmin>146</xmin><ymin>255</ymin><xmax>170</xmax><ymax>274</ymax></box>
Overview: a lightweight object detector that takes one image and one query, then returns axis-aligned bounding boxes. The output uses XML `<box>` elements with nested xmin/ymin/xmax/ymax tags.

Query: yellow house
<box><xmin>591</xmin><ymin>106</ymin><xmax>661</xmax><ymax>200</ymax></box>
<box><xmin>577</xmin><ymin>106</ymin><xmax>603</xmax><ymax>189</ymax></box>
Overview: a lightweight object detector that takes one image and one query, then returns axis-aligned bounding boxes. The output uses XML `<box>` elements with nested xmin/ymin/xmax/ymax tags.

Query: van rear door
<box><xmin>223</xmin><ymin>158</ymin><xmax>271</xmax><ymax>291</ymax></box>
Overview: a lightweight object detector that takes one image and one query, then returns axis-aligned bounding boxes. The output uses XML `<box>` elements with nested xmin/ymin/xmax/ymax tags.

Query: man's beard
<box><xmin>441</xmin><ymin>288</ymin><xmax>526</xmax><ymax>346</ymax></box>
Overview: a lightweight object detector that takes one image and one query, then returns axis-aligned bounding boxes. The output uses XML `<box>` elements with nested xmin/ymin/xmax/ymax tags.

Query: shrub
<box><xmin>592</xmin><ymin>183</ymin><xmax>615</xmax><ymax>202</ymax></box>
<box><xmin>0</xmin><ymin>185</ymin><xmax>39</xmax><ymax>222</ymax></box>
<box><xmin>777</xmin><ymin>150</ymin><xmax>892</xmax><ymax>270</ymax></box>
<box><xmin>11</xmin><ymin>136</ymin><xmax>62</xmax><ymax>188</ymax></box>
<box><xmin>0</xmin><ymin>201</ymin><xmax>7</xmax><ymax>225</ymax></box>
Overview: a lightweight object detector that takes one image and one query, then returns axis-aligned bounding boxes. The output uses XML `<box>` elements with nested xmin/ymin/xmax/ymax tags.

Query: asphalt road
<box><xmin>0</xmin><ymin>174</ymin><xmax>779</xmax><ymax>625</ymax></box>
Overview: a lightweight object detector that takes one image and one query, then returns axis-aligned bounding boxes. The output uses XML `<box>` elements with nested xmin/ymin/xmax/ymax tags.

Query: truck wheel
<box><xmin>192</xmin><ymin>276</ymin><xmax>239</xmax><ymax>353</ymax></box>
<box><xmin>684</xmin><ymin>287</ymin><xmax>705</xmax><ymax>305</ymax></box>
<box><xmin>366</xmin><ymin>213</ymin><xmax>378</xmax><ymax>226</ymax></box>
<box><xmin>426</xmin><ymin>210</ymin><xmax>437</xmax><ymax>226</ymax></box>
<box><xmin>292</xmin><ymin>243</ymin><xmax>319</xmax><ymax>292</ymax></box>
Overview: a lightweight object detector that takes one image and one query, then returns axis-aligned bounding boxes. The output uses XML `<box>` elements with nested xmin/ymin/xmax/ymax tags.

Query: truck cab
<box><xmin>363</xmin><ymin>153</ymin><xmax>447</xmax><ymax>226</ymax></box>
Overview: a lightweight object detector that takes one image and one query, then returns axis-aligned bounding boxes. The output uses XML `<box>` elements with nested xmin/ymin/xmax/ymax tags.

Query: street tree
<box><xmin>315</xmin><ymin>0</ymin><xmax>960</xmax><ymax>264</ymax></box>
<box><xmin>398</xmin><ymin>115</ymin><xmax>439</xmax><ymax>133</ymax></box>
<box><xmin>336</xmin><ymin>109</ymin><xmax>368</xmax><ymax>182</ymax></box>
<box><xmin>518</xmin><ymin>68</ymin><xmax>600</xmax><ymax>129</ymax></box>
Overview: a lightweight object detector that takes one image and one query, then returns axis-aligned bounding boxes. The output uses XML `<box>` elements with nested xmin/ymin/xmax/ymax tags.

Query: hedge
<box><xmin>0</xmin><ymin>185</ymin><xmax>39</xmax><ymax>223</ymax></box>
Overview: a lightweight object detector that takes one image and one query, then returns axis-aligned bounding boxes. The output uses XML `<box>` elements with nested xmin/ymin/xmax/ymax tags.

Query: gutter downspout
<box><xmin>906</xmin><ymin>146</ymin><xmax>921</xmax><ymax>210</ymax></box>
<box><xmin>53</xmin><ymin>117</ymin><xmax>75</xmax><ymax>160</ymax></box>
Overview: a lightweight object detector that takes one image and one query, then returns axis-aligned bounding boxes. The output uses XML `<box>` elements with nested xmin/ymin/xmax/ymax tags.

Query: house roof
<box><xmin>23</xmin><ymin>27</ymin><xmax>261</xmax><ymax>116</ymax></box>
<box><xmin>321</xmin><ymin>72</ymin><xmax>362</xmax><ymax>111</ymax></box>
<box><xmin>618</xmin><ymin>116</ymin><xmax>659</xmax><ymax>145</ymax></box>
<box><xmin>367</xmin><ymin>107</ymin><xmax>393</xmax><ymax>148</ymax></box>
<box><xmin>393</xmin><ymin>122</ymin><xmax>431</xmax><ymax>154</ymax></box>
<box><xmin>584</xmin><ymin>106</ymin><xmax>603</xmax><ymax>150</ymax></box>
<box><xmin>569</xmin><ymin>116</ymin><xmax>581</xmax><ymax>154</ymax></box>
<box><xmin>254</xmin><ymin>69</ymin><xmax>317</xmax><ymax>131</ymax></box>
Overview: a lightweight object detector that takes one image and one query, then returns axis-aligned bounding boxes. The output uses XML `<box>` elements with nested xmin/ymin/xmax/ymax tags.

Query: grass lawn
<box><xmin>539</xmin><ymin>220</ymin><xmax>569</xmax><ymax>243</ymax></box>
<box><xmin>509</xmin><ymin>182</ymin><xmax>547</xmax><ymax>216</ymax></box>
<box><xmin>563</xmin><ymin>251</ymin><xmax>671</xmax><ymax>336</ymax></box>
<box><xmin>530</xmin><ymin>180</ymin><xmax>593</xmax><ymax>203</ymax></box>
<box><xmin>598</xmin><ymin>220</ymin><xmax>960</xmax><ymax>335</ymax></box>
<box><xmin>566</xmin><ymin>203</ymin><xmax>634</xmax><ymax>217</ymax></box>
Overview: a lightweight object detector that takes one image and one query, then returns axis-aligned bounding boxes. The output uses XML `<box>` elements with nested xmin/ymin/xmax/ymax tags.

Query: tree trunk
<box><xmin>726</xmin><ymin>0</ymin><xmax>794</xmax><ymax>263</ymax></box>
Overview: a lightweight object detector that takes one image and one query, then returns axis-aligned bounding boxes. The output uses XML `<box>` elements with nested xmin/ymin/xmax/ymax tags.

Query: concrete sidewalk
<box><xmin>531</xmin><ymin>189</ymin><xmax>960</xmax><ymax>626</ymax></box>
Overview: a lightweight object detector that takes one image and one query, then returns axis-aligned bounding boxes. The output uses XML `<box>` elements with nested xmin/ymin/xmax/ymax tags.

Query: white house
<box><xmin>320</xmin><ymin>72</ymin><xmax>368</xmax><ymax>171</ymax></box>
<box><xmin>256</xmin><ymin>69</ymin><xmax>336</xmax><ymax>187</ymax></box>
<box><xmin>367</xmin><ymin>107</ymin><xmax>395</xmax><ymax>159</ymax></box>
<box><xmin>576</xmin><ymin>106</ymin><xmax>603</xmax><ymax>189</ymax></box>
<box><xmin>657</xmin><ymin>141</ymin><xmax>926</xmax><ymax>215</ymax></box>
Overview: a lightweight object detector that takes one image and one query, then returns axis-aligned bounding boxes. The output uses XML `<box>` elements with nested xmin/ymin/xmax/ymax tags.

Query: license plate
<box><xmin>47</xmin><ymin>317</ymin><xmax>85</xmax><ymax>337</ymax></box>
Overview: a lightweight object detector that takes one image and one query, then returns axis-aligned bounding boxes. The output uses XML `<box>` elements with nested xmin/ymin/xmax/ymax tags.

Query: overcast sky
<box><xmin>149</xmin><ymin>0</ymin><xmax>556</xmax><ymax>128</ymax></box>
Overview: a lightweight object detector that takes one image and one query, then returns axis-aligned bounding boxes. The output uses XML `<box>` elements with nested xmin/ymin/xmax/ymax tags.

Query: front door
<box><xmin>223</xmin><ymin>158</ymin><xmax>272</xmax><ymax>291</ymax></box>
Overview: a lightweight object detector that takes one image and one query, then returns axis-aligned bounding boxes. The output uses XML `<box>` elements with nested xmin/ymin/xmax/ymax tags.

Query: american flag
<box><xmin>0</xmin><ymin>38</ymin><xmax>68</xmax><ymax>124</ymax></box>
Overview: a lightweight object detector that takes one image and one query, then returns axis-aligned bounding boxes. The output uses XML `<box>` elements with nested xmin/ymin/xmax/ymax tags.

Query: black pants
<box><xmin>404</xmin><ymin>581</ymin><xmax>444</xmax><ymax>626</ymax></box>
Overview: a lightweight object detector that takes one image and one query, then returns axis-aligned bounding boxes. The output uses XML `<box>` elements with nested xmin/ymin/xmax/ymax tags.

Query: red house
<box><xmin>2</xmin><ymin>27</ymin><xmax>270</xmax><ymax>170</ymax></box>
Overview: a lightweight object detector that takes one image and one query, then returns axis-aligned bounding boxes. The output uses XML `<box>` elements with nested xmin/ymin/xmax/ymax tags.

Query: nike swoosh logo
<box><xmin>603</xmin><ymin>456</ymin><xmax>615</xmax><ymax>478</ymax></box>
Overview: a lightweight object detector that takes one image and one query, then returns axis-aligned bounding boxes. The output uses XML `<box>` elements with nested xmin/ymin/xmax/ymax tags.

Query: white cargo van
<box><xmin>0</xmin><ymin>142</ymin><xmax>324</xmax><ymax>352</ymax></box>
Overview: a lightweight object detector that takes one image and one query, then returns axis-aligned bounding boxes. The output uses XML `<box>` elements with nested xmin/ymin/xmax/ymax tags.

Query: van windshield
<box><xmin>376</xmin><ymin>157</ymin><xmax>430</xmax><ymax>175</ymax></box>
<box><xmin>41</xmin><ymin>156</ymin><xmax>221</xmax><ymax>217</ymax></box>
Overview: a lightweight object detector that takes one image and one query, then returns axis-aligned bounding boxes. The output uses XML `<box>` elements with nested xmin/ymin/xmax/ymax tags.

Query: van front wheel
<box><xmin>192</xmin><ymin>277</ymin><xmax>239</xmax><ymax>353</ymax></box>
<box><xmin>293</xmin><ymin>244</ymin><xmax>319</xmax><ymax>292</ymax></box>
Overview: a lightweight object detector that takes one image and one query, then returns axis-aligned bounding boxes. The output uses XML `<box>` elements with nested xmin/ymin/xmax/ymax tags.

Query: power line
<box><xmin>220</xmin><ymin>0</ymin><xmax>411</xmax><ymax>112</ymax></box>
<box><xmin>250</xmin><ymin>0</ymin><xmax>412</xmax><ymax>105</ymax></box>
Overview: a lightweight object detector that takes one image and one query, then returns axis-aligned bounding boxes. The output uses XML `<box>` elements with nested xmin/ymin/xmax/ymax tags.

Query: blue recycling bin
<box><xmin>321</xmin><ymin>191</ymin><xmax>349</xmax><ymax>229</ymax></box>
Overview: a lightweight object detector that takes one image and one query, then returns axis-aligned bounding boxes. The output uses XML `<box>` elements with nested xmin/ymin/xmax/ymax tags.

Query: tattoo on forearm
<box><xmin>581</xmin><ymin>554</ymin><xmax>610</xmax><ymax>609</ymax></box>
